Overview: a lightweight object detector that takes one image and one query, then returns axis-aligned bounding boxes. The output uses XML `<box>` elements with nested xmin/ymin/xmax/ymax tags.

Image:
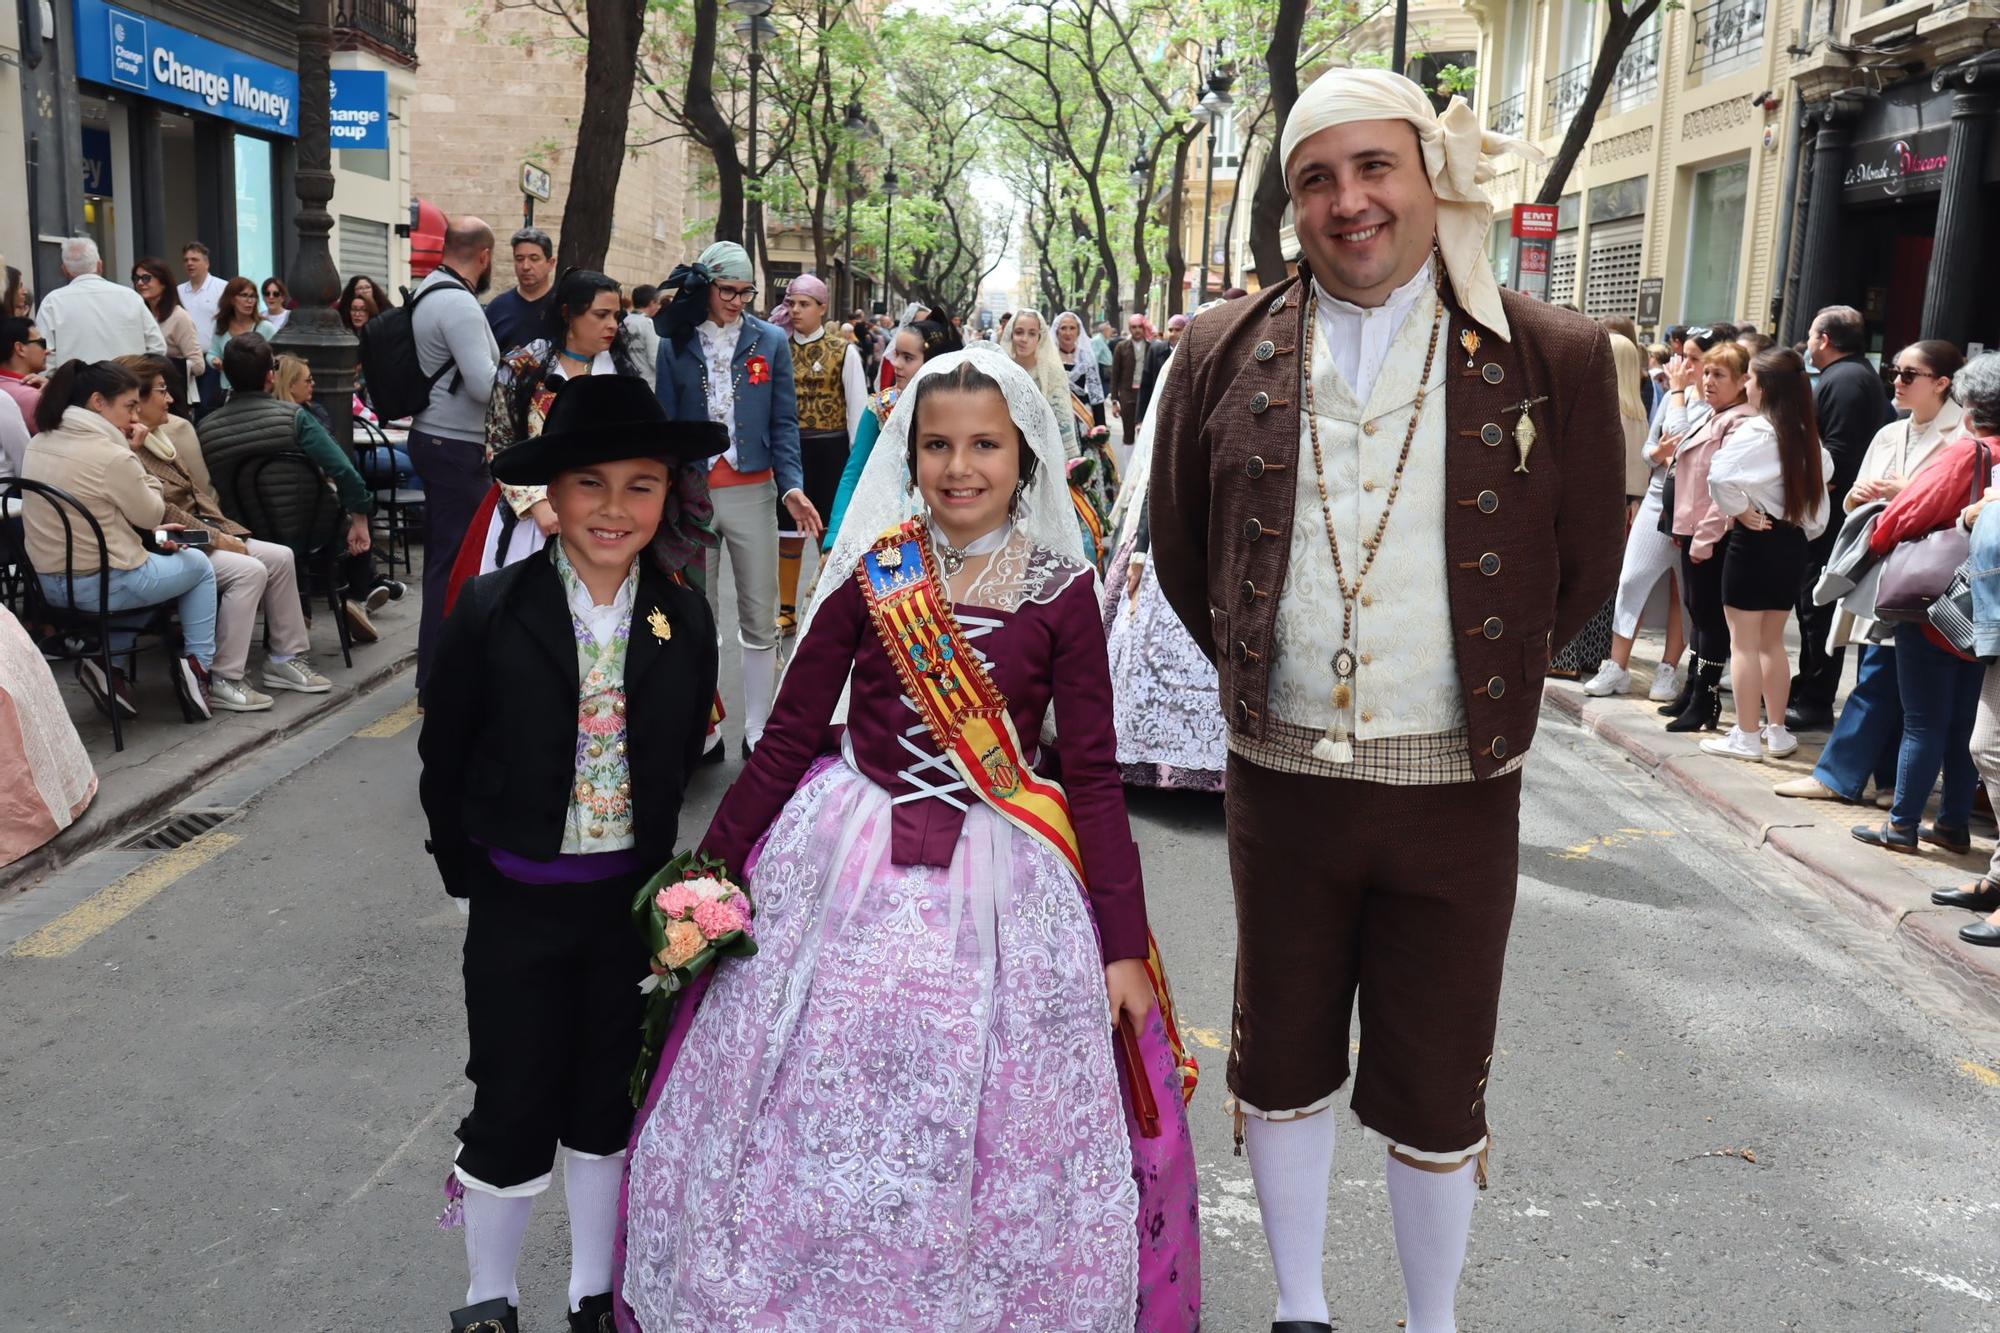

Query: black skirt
<box><xmin>1722</xmin><ymin>520</ymin><xmax>1809</xmax><ymax>611</ymax></box>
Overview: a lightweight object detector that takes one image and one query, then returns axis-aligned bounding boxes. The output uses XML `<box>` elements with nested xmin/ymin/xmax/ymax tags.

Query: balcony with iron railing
<box><xmin>1490</xmin><ymin>90</ymin><xmax>1526</xmax><ymax>137</ymax></box>
<box><xmin>1608</xmin><ymin>26</ymin><xmax>1661</xmax><ymax>111</ymax></box>
<box><xmin>1545</xmin><ymin>59</ymin><xmax>1594</xmax><ymax>129</ymax></box>
<box><xmin>1689</xmin><ymin>0</ymin><xmax>1765</xmax><ymax>77</ymax></box>
<box><xmin>336</xmin><ymin>0</ymin><xmax>418</xmax><ymax>66</ymax></box>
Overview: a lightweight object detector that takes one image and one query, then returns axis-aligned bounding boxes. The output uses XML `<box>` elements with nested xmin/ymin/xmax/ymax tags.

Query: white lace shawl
<box><xmin>802</xmin><ymin>344</ymin><xmax>1089</xmax><ymax>640</ymax></box>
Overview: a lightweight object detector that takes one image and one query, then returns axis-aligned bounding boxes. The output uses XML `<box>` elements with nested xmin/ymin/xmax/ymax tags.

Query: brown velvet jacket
<box><xmin>1148</xmin><ymin>272</ymin><xmax>1626</xmax><ymax>780</ymax></box>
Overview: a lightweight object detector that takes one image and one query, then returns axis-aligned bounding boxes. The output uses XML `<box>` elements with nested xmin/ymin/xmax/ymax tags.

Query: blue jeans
<box><xmin>1812</xmin><ymin>643</ymin><xmax>1902</xmax><ymax>801</ymax></box>
<box><xmin>39</xmin><ymin>549</ymin><xmax>219</xmax><ymax>667</ymax></box>
<box><xmin>358</xmin><ymin>444</ymin><xmax>423</xmax><ymax>492</ymax></box>
<box><xmin>1891</xmin><ymin>623</ymin><xmax>1983</xmax><ymax>831</ymax></box>
<box><xmin>1971</xmin><ymin>502</ymin><xmax>2000</xmax><ymax>659</ymax></box>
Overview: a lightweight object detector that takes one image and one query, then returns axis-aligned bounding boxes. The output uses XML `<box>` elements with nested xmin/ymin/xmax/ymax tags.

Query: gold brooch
<box><xmin>647</xmin><ymin>607</ymin><xmax>672</xmax><ymax>642</ymax></box>
<box><xmin>1459</xmin><ymin>329</ymin><xmax>1482</xmax><ymax>368</ymax></box>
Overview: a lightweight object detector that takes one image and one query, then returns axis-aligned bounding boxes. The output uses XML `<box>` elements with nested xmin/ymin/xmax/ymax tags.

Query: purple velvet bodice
<box><xmin>703</xmin><ymin>561</ymin><xmax>1149</xmax><ymax>962</ymax></box>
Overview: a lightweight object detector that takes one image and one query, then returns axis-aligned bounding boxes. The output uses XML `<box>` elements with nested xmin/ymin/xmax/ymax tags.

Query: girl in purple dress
<box><xmin>618</xmin><ymin>348</ymin><xmax>1200</xmax><ymax>1331</ymax></box>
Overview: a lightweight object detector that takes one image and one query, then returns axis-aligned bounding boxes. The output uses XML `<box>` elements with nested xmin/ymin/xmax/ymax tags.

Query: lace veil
<box><xmin>803</xmin><ymin>343</ymin><xmax>1087</xmax><ymax>639</ymax></box>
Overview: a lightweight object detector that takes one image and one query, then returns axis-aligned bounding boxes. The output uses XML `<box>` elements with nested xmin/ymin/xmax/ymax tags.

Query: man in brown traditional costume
<box><xmin>1150</xmin><ymin>67</ymin><xmax>1625</xmax><ymax>1333</ymax></box>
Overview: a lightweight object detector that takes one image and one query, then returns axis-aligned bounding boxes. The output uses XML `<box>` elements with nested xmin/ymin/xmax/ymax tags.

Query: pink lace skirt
<box><xmin>618</xmin><ymin>759</ymin><xmax>1199</xmax><ymax>1331</ymax></box>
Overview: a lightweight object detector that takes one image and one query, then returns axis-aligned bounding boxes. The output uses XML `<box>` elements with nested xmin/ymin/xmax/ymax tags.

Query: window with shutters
<box><xmin>1549</xmin><ymin>231</ymin><xmax>1579</xmax><ymax>306</ymax></box>
<box><xmin>1584</xmin><ymin>218</ymin><xmax>1645</xmax><ymax>319</ymax></box>
<box><xmin>339</xmin><ymin>216</ymin><xmax>392</xmax><ymax>286</ymax></box>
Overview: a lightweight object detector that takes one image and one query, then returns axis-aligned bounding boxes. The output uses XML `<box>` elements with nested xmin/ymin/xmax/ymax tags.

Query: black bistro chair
<box><xmin>225</xmin><ymin>450</ymin><xmax>355</xmax><ymax>669</ymax></box>
<box><xmin>1</xmin><ymin>477</ymin><xmax>179</xmax><ymax>751</ymax></box>
<box><xmin>353</xmin><ymin>414</ymin><xmax>420</xmax><ymax>577</ymax></box>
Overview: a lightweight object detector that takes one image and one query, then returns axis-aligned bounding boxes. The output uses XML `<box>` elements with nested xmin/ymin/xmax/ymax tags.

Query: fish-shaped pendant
<box><xmin>1507</xmin><ymin>395</ymin><xmax>1549</xmax><ymax>474</ymax></box>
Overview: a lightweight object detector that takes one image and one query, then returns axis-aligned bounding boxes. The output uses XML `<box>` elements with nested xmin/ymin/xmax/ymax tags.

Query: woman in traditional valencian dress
<box><xmin>616</xmin><ymin>347</ymin><xmax>1200</xmax><ymax>1332</ymax></box>
<box><xmin>1100</xmin><ymin>341</ymin><xmax>1227</xmax><ymax>793</ymax></box>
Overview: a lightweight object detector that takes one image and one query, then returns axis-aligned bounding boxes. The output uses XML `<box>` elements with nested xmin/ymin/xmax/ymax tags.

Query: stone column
<box><xmin>1919</xmin><ymin>66</ymin><xmax>1999</xmax><ymax>347</ymax></box>
<box><xmin>1787</xmin><ymin>100</ymin><xmax>1858</xmax><ymax>347</ymax></box>
<box><xmin>272</xmin><ymin>0</ymin><xmax>357</xmax><ymax>455</ymax></box>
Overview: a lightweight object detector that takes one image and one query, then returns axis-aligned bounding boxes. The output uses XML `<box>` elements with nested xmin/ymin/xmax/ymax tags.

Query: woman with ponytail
<box><xmin>20</xmin><ymin>359</ymin><xmax>220</xmax><ymax>720</ymax></box>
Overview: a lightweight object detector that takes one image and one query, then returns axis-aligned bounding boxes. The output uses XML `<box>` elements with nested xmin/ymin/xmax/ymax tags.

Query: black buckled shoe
<box><xmin>1271</xmin><ymin>1323</ymin><xmax>1335</xmax><ymax>1332</ymax></box>
<box><xmin>1933</xmin><ymin>878</ymin><xmax>2000</xmax><ymax>911</ymax></box>
<box><xmin>1922</xmin><ymin>823</ymin><xmax>1973</xmax><ymax>856</ymax></box>
<box><xmin>1960</xmin><ymin>918</ymin><xmax>2000</xmax><ymax>947</ymax></box>
<box><xmin>449</xmin><ymin>1298</ymin><xmax>518</xmax><ymax>1333</ymax></box>
<box><xmin>569</xmin><ymin>1292</ymin><xmax>615</xmax><ymax>1332</ymax></box>
<box><xmin>1851</xmin><ymin>822</ymin><xmax>1919</xmax><ymax>853</ymax></box>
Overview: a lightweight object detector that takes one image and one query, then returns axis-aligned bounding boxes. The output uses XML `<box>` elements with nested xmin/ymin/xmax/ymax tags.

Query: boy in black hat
<box><xmin>419</xmin><ymin>374</ymin><xmax>723</xmax><ymax>1333</ymax></box>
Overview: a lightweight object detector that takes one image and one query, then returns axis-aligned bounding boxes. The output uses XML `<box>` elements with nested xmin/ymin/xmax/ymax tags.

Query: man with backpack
<box><xmin>392</xmin><ymin>216</ymin><xmax>499</xmax><ymax>702</ymax></box>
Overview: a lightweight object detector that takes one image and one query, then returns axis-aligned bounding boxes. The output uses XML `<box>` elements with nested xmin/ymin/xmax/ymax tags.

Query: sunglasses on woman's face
<box><xmin>132</xmin><ymin>274</ymin><xmax>157</xmax><ymax>286</ymax></box>
<box><xmin>1891</xmin><ymin>367</ymin><xmax>1938</xmax><ymax>384</ymax></box>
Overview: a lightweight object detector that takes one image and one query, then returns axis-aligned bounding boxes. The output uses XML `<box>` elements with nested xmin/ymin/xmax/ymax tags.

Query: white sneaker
<box><xmin>262</xmin><ymin>657</ymin><xmax>332</xmax><ymax>693</ymax></box>
<box><xmin>209</xmin><ymin>675</ymin><xmax>275</xmax><ymax>712</ymax></box>
<box><xmin>1762</xmin><ymin>724</ymin><xmax>1800</xmax><ymax>758</ymax></box>
<box><xmin>1582</xmin><ymin>661</ymin><xmax>1631</xmax><ymax>696</ymax></box>
<box><xmin>1701</xmin><ymin>726</ymin><xmax>1765</xmax><ymax>761</ymax></box>
<box><xmin>1648</xmin><ymin>662</ymin><xmax>1683</xmax><ymax>702</ymax></box>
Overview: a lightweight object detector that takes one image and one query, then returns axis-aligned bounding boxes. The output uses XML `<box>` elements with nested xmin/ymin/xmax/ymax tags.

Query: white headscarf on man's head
<box><xmin>801</xmin><ymin>342</ymin><xmax>1088</xmax><ymax>639</ymax></box>
<box><xmin>1279</xmin><ymin>67</ymin><xmax>1540</xmax><ymax>340</ymax></box>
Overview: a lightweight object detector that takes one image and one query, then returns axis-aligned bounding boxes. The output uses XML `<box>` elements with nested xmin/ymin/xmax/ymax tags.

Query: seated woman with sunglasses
<box><xmin>1775</xmin><ymin>340</ymin><xmax>1966</xmax><ymax>806</ymax></box>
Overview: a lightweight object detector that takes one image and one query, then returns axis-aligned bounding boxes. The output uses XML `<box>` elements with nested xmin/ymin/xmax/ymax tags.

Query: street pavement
<box><xmin>4</xmin><ymin>653</ymin><xmax>2000</xmax><ymax>1330</ymax></box>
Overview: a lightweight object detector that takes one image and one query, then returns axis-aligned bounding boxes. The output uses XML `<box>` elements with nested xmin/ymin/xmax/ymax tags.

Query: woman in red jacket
<box><xmin>1855</xmin><ymin>422</ymin><xmax>1995</xmax><ymax>853</ymax></box>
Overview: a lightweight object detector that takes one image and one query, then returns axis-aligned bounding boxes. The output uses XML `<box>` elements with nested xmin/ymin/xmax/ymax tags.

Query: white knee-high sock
<box><xmin>1385</xmin><ymin>1152</ymin><xmax>1479</xmax><ymax>1333</ymax></box>
<box><xmin>741</xmin><ymin>646</ymin><xmax>777</xmax><ymax>748</ymax></box>
<box><xmin>462</xmin><ymin>1185</ymin><xmax>534</xmax><ymax>1308</ymax></box>
<box><xmin>563</xmin><ymin>1147</ymin><xmax>626</xmax><ymax>1311</ymax></box>
<box><xmin>1243</xmin><ymin>1111</ymin><xmax>1337</xmax><ymax>1324</ymax></box>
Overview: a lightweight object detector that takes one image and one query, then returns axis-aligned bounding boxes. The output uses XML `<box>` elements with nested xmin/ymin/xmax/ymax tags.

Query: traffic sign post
<box><xmin>1510</xmin><ymin>204</ymin><xmax>1557</xmax><ymax>301</ymax></box>
<box><xmin>521</xmin><ymin>161</ymin><xmax>553</xmax><ymax>227</ymax></box>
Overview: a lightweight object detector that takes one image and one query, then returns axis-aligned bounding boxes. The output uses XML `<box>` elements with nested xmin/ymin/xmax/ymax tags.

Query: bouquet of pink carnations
<box><xmin>1084</xmin><ymin>422</ymin><xmax>1111</xmax><ymax>445</ymax></box>
<box><xmin>628</xmin><ymin>851</ymin><xmax>757</xmax><ymax>1105</ymax></box>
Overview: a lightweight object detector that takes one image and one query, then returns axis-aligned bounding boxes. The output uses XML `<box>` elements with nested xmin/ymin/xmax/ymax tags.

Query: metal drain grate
<box><xmin>120</xmin><ymin>810</ymin><xmax>237</xmax><ymax>851</ymax></box>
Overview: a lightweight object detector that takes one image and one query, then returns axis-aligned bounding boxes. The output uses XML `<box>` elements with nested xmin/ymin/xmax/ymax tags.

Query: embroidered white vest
<box><xmin>1268</xmin><ymin>282</ymin><xmax>1465</xmax><ymax>739</ymax></box>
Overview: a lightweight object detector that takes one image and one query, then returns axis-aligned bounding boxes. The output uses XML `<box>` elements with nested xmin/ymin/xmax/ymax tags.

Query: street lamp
<box><xmin>883</xmin><ymin>162</ymin><xmax>899</xmax><ymax>310</ymax></box>
<box><xmin>1130</xmin><ymin>144</ymin><xmax>1157</xmax><ymax>313</ymax></box>
<box><xmin>729</xmin><ymin>0</ymin><xmax>775</xmax><ymax>292</ymax></box>
<box><xmin>271</xmin><ymin>0</ymin><xmax>355</xmax><ymax>454</ymax></box>
<box><xmin>1195</xmin><ymin>68</ymin><xmax>1235</xmax><ymax>305</ymax></box>
<box><xmin>841</xmin><ymin>97</ymin><xmax>874</xmax><ymax>314</ymax></box>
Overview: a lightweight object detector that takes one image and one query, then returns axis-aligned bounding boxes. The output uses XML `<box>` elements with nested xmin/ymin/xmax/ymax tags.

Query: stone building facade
<box><xmin>1468</xmin><ymin>0</ymin><xmax>1799</xmax><ymax>339</ymax></box>
<box><xmin>412</xmin><ymin>2</ymin><xmax>710</xmax><ymax>295</ymax></box>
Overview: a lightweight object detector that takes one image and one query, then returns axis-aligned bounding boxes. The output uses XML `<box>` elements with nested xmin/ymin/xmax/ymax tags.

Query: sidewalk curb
<box><xmin>1543</xmin><ymin>679</ymin><xmax>2000</xmax><ymax>1009</ymax></box>
<box><xmin>1</xmin><ymin>647</ymin><xmax>414</xmax><ymax>900</ymax></box>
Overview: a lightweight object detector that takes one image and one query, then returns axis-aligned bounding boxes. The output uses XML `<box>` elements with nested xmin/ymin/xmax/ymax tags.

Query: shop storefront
<box><xmin>1794</xmin><ymin>76</ymin><xmax>2000</xmax><ymax>355</ymax></box>
<box><xmin>73</xmin><ymin>0</ymin><xmax>298</xmax><ymax>282</ymax></box>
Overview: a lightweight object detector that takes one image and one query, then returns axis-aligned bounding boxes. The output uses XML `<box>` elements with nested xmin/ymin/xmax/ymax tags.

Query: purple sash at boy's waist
<box><xmin>483</xmin><ymin>844</ymin><xmax>646</xmax><ymax>885</ymax></box>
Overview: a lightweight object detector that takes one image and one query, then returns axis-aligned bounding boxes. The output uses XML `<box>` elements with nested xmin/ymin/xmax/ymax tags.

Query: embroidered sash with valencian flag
<box><xmin>856</xmin><ymin>519</ymin><xmax>1200</xmax><ymax>1108</ymax></box>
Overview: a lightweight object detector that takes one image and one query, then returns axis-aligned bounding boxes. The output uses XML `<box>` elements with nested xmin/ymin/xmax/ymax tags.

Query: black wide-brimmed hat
<box><xmin>489</xmin><ymin>374</ymin><xmax>728</xmax><ymax>485</ymax></box>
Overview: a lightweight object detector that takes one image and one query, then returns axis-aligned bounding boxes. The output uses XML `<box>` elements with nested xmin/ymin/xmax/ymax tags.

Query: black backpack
<box><xmin>357</xmin><ymin>274</ymin><xmax>469</xmax><ymax>420</ymax></box>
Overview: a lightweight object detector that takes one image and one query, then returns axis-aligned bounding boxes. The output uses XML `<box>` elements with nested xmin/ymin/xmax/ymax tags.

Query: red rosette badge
<box><xmin>746</xmin><ymin>353</ymin><xmax>770</xmax><ymax>386</ymax></box>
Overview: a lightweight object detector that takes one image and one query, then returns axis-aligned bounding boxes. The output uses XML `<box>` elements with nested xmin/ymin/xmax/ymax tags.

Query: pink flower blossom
<box><xmin>657</xmin><ymin>884</ymin><xmax>699</xmax><ymax>918</ymax></box>
<box><xmin>692</xmin><ymin>897</ymin><xmax>747</xmax><ymax>941</ymax></box>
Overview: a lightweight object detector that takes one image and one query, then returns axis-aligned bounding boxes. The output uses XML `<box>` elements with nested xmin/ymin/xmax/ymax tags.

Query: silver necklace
<box><xmin>931</xmin><ymin>518</ymin><xmax>1011</xmax><ymax>577</ymax></box>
